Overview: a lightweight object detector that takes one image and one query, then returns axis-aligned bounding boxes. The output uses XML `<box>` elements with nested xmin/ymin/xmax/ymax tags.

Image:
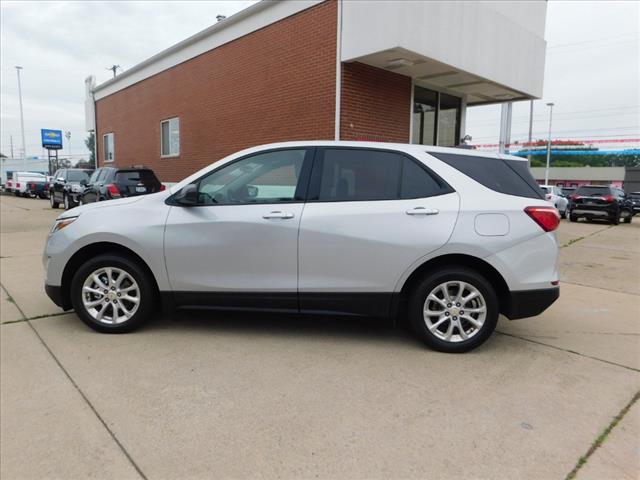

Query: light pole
<box><xmin>65</xmin><ymin>131</ymin><xmax>71</xmax><ymax>161</ymax></box>
<box><xmin>544</xmin><ymin>102</ymin><xmax>554</xmax><ymax>185</ymax></box>
<box><xmin>15</xmin><ymin>66</ymin><xmax>27</xmax><ymax>171</ymax></box>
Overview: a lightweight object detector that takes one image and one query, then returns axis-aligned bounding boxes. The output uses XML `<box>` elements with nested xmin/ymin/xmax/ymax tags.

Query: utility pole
<box><xmin>15</xmin><ymin>66</ymin><xmax>27</xmax><ymax>171</ymax></box>
<box><xmin>65</xmin><ymin>131</ymin><xmax>71</xmax><ymax>161</ymax></box>
<box><xmin>545</xmin><ymin>102</ymin><xmax>554</xmax><ymax>185</ymax></box>
<box><xmin>107</xmin><ymin>65</ymin><xmax>120</xmax><ymax>78</ymax></box>
<box><xmin>9</xmin><ymin>135</ymin><xmax>14</xmax><ymax>159</ymax></box>
<box><xmin>527</xmin><ymin>100</ymin><xmax>534</xmax><ymax>165</ymax></box>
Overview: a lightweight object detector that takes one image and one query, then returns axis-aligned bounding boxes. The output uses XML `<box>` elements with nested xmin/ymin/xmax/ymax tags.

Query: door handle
<box><xmin>262</xmin><ymin>211</ymin><xmax>295</xmax><ymax>219</ymax></box>
<box><xmin>406</xmin><ymin>207</ymin><xmax>439</xmax><ymax>216</ymax></box>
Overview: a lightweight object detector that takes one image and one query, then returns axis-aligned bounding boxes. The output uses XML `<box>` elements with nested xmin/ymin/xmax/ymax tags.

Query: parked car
<box><xmin>43</xmin><ymin>142</ymin><xmax>560</xmax><ymax>353</ymax></box>
<box><xmin>568</xmin><ymin>185</ymin><xmax>634</xmax><ymax>224</ymax></box>
<box><xmin>561</xmin><ymin>187</ymin><xmax>576</xmax><ymax>197</ymax></box>
<box><xmin>79</xmin><ymin>166</ymin><xmax>164</xmax><ymax>205</ymax></box>
<box><xmin>540</xmin><ymin>185</ymin><xmax>568</xmax><ymax>218</ymax></box>
<box><xmin>628</xmin><ymin>192</ymin><xmax>640</xmax><ymax>214</ymax></box>
<box><xmin>49</xmin><ymin>169</ymin><xmax>93</xmax><ymax>209</ymax></box>
<box><xmin>11</xmin><ymin>172</ymin><xmax>48</xmax><ymax>198</ymax></box>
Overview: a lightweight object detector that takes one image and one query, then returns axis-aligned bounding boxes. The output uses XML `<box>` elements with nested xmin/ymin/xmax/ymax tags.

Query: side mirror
<box><xmin>173</xmin><ymin>183</ymin><xmax>198</xmax><ymax>206</ymax></box>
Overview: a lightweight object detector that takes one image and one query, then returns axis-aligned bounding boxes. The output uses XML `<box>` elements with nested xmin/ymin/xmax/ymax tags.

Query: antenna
<box><xmin>106</xmin><ymin>65</ymin><xmax>121</xmax><ymax>78</ymax></box>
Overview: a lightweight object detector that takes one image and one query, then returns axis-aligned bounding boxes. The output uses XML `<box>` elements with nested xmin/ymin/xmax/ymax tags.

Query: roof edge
<box><xmin>93</xmin><ymin>0</ymin><xmax>323</xmax><ymax>99</ymax></box>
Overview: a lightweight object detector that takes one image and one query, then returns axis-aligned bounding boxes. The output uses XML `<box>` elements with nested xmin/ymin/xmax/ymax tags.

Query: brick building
<box><xmin>86</xmin><ymin>0</ymin><xmax>547</xmax><ymax>181</ymax></box>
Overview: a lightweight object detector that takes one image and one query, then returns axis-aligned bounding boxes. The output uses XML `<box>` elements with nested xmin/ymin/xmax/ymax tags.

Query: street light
<box><xmin>65</xmin><ymin>131</ymin><xmax>71</xmax><ymax>160</ymax></box>
<box><xmin>15</xmin><ymin>66</ymin><xmax>27</xmax><ymax>171</ymax></box>
<box><xmin>545</xmin><ymin>102</ymin><xmax>554</xmax><ymax>185</ymax></box>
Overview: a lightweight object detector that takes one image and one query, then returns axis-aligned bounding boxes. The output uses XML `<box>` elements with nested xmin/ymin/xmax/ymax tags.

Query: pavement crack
<box><xmin>560</xmin><ymin>225</ymin><xmax>613</xmax><ymax>248</ymax></box>
<box><xmin>559</xmin><ymin>280</ymin><xmax>640</xmax><ymax>297</ymax></box>
<box><xmin>495</xmin><ymin>331</ymin><xmax>640</xmax><ymax>373</ymax></box>
<box><xmin>565</xmin><ymin>390</ymin><xmax>640</xmax><ymax>480</ymax></box>
<box><xmin>1</xmin><ymin>281</ymin><xmax>147</xmax><ymax>479</ymax></box>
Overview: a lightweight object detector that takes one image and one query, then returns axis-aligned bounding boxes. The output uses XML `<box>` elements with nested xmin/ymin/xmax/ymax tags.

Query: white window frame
<box><xmin>160</xmin><ymin>117</ymin><xmax>180</xmax><ymax>158</ymax></box>
<box><xmin>103</xmin><ymin>133</ymin><xmax>115</xmax><ymax>163</ymax></box>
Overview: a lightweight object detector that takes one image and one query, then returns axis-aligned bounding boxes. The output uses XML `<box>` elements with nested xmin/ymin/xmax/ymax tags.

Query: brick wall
<box><xmin>96</xmin><ymin>0</ymin><xmax>337</xmax><ymax>182</ymax></box>
<box><xmin>340</xmin><ymin>62</ymin><xmax>411</xmax><ymax>143</ymax></box>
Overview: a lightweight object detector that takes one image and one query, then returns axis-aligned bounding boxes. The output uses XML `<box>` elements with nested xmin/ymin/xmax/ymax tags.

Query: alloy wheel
<box><xmin>423</xmin><ymin>281</ymin><xmax>487</xmax><ymax>343</ymax></box>
<box><xmin>81</xmin><ymin>267</ymin><xmax>140</xmax><ymax>324</ymax></box>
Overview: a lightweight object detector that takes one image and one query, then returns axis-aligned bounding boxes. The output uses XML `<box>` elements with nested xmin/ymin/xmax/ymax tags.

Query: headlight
<box><xmin>50</xmin><ymin>216</ymin><xmax>78</xmax><ymax>235</ymax></box>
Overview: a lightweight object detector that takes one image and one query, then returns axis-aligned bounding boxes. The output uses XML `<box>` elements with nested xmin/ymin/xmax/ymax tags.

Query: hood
<box><xmin>57</xmin><ymin>191</ymin><xmax>170</xmax><ymax>219</ymax></box>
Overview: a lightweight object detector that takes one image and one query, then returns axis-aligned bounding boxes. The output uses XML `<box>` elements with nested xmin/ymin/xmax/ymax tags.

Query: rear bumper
<box><xmin>571</xmin><ymin>208</ymin><xmax>610</xmax><ymax>217</ymax></box>
<box><xmin>503</xmin><ymin>287</ymin><xmax>559</xmax><ymax>320</ymax></box>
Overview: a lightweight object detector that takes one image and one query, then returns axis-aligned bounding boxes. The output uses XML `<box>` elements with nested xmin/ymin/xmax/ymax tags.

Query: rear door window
<box><xmin>314</xmin><ymin>148</ymin><xmax>451</xmax><ymax>202</ymax></box>
<box><xmin>430</xmin><ymin>152</ymin><xmax>544</xmax><ymax>199</ymax></box>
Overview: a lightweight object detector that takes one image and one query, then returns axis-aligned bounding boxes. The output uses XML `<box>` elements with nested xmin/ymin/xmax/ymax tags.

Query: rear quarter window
<box><xmin>575</xmin><ymin>186</ymin><xmax>611</xmax><ymax>196</ymax></box>
<box><xmin>429</xmin><ymin>152</ymin><xmax>544</xmax><ymax>200</ymax></box>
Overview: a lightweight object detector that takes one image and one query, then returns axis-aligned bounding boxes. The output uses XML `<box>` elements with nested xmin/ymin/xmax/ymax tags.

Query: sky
<box><xmin>0</xmin><ymin>0</ymin><xmax>638</xmax><ymax>160</ymax></box>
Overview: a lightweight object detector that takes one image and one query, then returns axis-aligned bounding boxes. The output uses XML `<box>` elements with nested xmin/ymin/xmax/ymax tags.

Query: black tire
<box><xmin>560</xmin><ymin>209</ymin><xmax>566</xmax><ymax>219</ymax></box>
<box><xmin>622</xmin><ymin>210</ymin><xmax>632</xmax><ymax>224</ymax></box>
<box><xmin>569</xmin><ymin>213</ymin><xmax>578</xmax><ymax>222</ymax></box>
<box><xmin>408</xmin><ymin>267</ymin><xmax>499</xmax><ymax>353</ymax></box>
<box><xmin>70</xmin><ymin>254</ymin><xmax>155</xmax><ymax>333</ymax></box>
<box><xmin>610</xmin><ymin>212</ymin><xmax>620</xmax><ymax>225</ymax></box>
<box><xmin>50</xmin><ymin>194</ymin><xmax>59</xmax><ymax>209</ymax></box>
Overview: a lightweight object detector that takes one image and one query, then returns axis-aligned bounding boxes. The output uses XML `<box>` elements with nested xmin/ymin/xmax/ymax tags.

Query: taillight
<box><xmin>525</xmin><ymin>206</ymin><xmax>560</xmax><ymax>232</ymax></box>
<box><xmin>16</xmin><ymin>183</ymin><xmax>20</xmax><ymax>188</ymax></box>
<box><xmin>159</xmin><ymin>184</ymin><xmax>166</xmax><ymax>191</ymax></box>
<box><xmin>602</xmin><ymin>195</ymin><xmax>615</xmax><ymax>203</ymax></box>
<box><xmin>106</xmin><ymin>183</ymin><xmax>121</xmax><ymax>197</ymax></box>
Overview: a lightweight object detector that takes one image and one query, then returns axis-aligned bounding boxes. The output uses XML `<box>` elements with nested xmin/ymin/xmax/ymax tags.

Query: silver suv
<box><xmin>44</xmin><ymin>142</ymin><xmax>560</xmax><ymax>352</ymax></box>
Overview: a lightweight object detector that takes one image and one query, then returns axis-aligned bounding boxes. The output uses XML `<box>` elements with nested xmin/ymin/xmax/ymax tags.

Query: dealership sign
<box><xmin>41</xmin><ymin>129</ymin><xmax>63</xmax><ymax>149</ymax></box>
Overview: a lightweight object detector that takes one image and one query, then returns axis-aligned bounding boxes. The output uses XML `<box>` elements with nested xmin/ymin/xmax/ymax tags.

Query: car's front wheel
<box><xmin>408</xmin><ymin>267</ymin><xmax>499</xmax><ymax>353</ymax></box>
<box><xmin>70</xmin><ymin>254</ymin><xmax>155</xmax><ymax>333</ymax></box>
<box><xmin>50</xmin><ymin>194</ymin><xmax>59</xmax><ymax>209</ymax></box>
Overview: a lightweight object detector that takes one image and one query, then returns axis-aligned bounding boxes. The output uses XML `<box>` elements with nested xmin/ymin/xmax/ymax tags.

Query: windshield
<box><xmin>67</xmin><ymin>170</ymin><xmax>91</xmax><ymax>182</ymax></box>
<box><xmin>575</xmin><ymin>186</ymin><xmax>611</xmax><ymax>197</ymax></box>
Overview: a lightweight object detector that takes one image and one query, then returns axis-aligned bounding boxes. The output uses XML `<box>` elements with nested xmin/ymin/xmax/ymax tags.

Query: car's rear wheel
<box><xmin>50</xmin><ymin>194</ymin><xmax>59</xmax><ymax>209</ymax></box>
<box><xmin>408</xmin><ymin>267</ymin><xmax>499</xmax><ymax>353</ymax></box>
<box><xmin>569</xmin><ymin>213</ymin><xmax>578</xmax><ymax>222</ymax></box>
<box><xmin>70</xmin><ymin>254</ymin><xmax>155</xmax><ymax>333</ymax></box>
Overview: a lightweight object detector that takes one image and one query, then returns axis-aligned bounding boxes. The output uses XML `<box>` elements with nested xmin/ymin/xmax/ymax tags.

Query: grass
<box><xmin>565</xmin><ymin>390</ymin><xmax>640</xmax><ymax>479</ymax></box>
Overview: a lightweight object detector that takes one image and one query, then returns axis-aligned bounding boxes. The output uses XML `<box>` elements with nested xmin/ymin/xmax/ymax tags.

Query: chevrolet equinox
<box><xmin>44</xmin><ymin>142</ymin><xmax>560</xmax><ymax>352</ymax></box>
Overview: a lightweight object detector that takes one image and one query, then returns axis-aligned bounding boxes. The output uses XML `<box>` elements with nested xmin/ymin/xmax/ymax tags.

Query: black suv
<box><xmin>80</xmin><ymin>166</ymin><xmax>164</xmax><ymax>205</ymax></box>
<box><xmin>568</xmin><ymin>185</ymin><xmax>634</xmax><ymax>224</ymax></box>
<box><xmin>50</xmin><ymin>168</ymin><xmax>93</xmax><ymax>209</ymax></box>
<box><xmin>629</xmin><ymin>192</ymin><xmax>640</xmax><ymax>214</ymax></box>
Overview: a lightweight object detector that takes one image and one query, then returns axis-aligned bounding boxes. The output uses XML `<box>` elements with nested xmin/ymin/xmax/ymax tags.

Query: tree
<box><xmin>85</xmin><ymin>132</ymin><xmax>95</xmax><ymax>164</ymax></box>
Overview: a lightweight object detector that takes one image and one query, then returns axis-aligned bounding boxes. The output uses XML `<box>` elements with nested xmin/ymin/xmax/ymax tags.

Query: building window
<box><xmin>103</xmin><ymin>133</ymin><xmax>114</xmax><ymax>162</ymax></box>
<box><xmin>412</xmin><ymin>86</ymin><xmax>461</xmax><ymax>147</ymax></box>
<box><xmin>161</xmin><ymin>117</ymin><xmax>180</xmax><ymax>157</ymax></box>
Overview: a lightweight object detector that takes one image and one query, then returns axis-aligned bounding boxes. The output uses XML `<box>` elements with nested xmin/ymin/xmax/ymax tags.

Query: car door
<box><xmin>54</xmin><ymin>169</ymin><xmax>66</xmax><ymax>202</ymax></box>
<box><xmin>164</xmin><ymin>147</ymin><xmax>313</xmax><ymax>309</ymax></box>
<box><xmin>83</xmin><ymin>169</ymin><xmax>102</xmax><ymax>203</ymax></box>
<box><xmin>298</xmin><ymin>147</ymin><xmax>460</xmax><ymax>316</ymax></box>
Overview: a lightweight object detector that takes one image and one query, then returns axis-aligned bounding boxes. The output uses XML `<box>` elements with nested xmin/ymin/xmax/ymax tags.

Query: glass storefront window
<box><xmin>438</xmin><ymin>93</ymin><xmax>461</xmax><ymax>147</ymax></box>
<box><xmin>412</xmin><ymin>86</ymin><xmax>461</xmax><ymax>147</ymax></box>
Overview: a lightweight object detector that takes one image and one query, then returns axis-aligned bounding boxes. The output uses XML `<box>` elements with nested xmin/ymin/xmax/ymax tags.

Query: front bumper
<box><xmin>44</xmin><ymin>283</ymin><xmax>69</xmax><ymax>309</ymax></box>
<box><xmin>503</xmin><ymin>286</ymin><xmax>559</xmax><ymax>320</ymax></box>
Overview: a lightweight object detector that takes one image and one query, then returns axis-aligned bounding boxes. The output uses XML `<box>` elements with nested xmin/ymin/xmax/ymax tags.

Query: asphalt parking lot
<box><xmin>1</xmin><ymin>194</ymin><xmax>638</xmax><ymax>480</ymax></box>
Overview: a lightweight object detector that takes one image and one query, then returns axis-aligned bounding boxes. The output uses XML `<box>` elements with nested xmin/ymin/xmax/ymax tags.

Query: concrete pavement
<box><xmin>1</xmin><ymin>194</ymin><xmax>638</xmax><ymax>479</ymax></box>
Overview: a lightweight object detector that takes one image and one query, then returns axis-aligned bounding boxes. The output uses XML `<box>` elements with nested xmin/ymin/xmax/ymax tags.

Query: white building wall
<box><xmin>341</xmin><ymin>0</ymin><xmax>547</xmax><ymax>98</ymax></box>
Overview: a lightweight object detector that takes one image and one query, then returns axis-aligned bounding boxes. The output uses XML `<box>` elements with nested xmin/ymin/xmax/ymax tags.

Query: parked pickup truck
<box><xmin>11</xmin><ymin>172</ymin><xmax>49</xmax><ymax>198</ymax></box>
